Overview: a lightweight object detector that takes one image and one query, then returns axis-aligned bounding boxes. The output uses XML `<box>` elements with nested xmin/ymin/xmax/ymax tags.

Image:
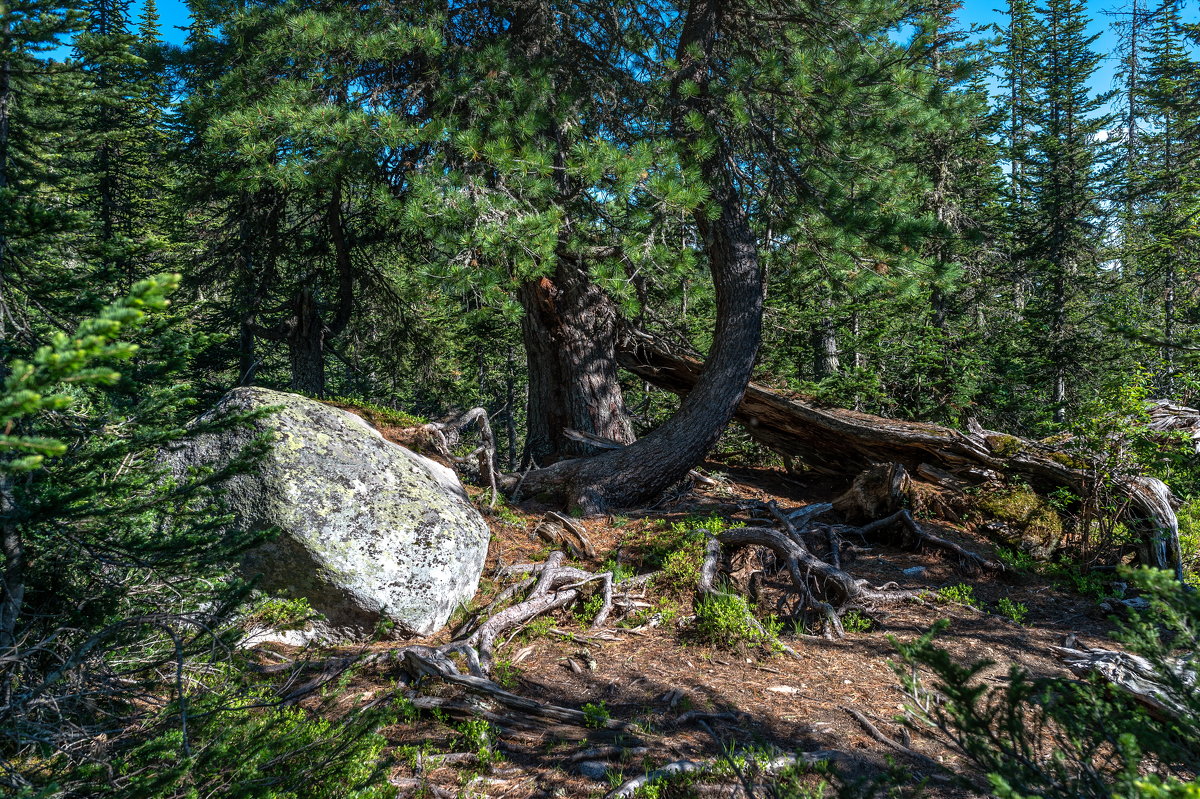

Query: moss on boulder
<box><xmin>169</xmin><ymin>388</ymin><xmax>489</xmax><ymax>639</ymax></box>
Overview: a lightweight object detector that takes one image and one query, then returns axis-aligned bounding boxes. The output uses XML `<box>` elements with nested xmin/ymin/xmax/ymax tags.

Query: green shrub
<box><xmin>574</xmin><ymin>593</ymin><xmax>606</xmax><ymax>626</ymax></box>
<box><xmin>841</xmin><ymin>610</ymin><xmax>875</xmax><ymax>633</ymax></box>
<box><xmin>891</xmin><ymin>568</ymin><xmax>1200</xmax><ymax>799</ymax></box>
<box><xmin>936</xmin><ymin>583</ymin><xmax>979</xmax><ymax>608</ymax></box>
<box><xmin>243</xmin><ymin>595</ymin><xmax>320</xmax><ymax>630</ymax></box>
<box><xmin>492</xmin><ymin>659</ymin><xmax>522</xmax><ymax>689</ymax></box>
<box><xmin>598</xmin><ymin>554</ymin><xmax>637</xmax><ymax>584</ymax></box>
<box><xmin>522</xmin><ymin>616</ymin><xmax>556</xmax><ymax>639</ymax></box>
<box><xmin>693</xmin><ymin>592</ymin><xmax>778</xmax><ymax>650</ymax></box>
<box><xmin>657</xmin><ymin>538</ymin><xmax>708</xmax><ymax>594</ymax></box>
<box><xmin>995</xmin><ymin>597</ymin><xmax>1029</xmax><ymax>625</ymax></box>
<box><xmin>55</xmin><ymin>691</ymin><xmax>399</xmax><ymax>799</ymax></box>
<box><xmin>455</xmin><ymin>718</ymin><xmax>496</xmax><ymax>753</ymax></box>
<box><xmin>582</xmin><ymin>701</ymin><xmax>611</xmax><ymax>729</ymax></box>
<box><xmin>1176</xmin><ymin>497</ymin><xmax>1200</xmax><ymax>582</ymax></box>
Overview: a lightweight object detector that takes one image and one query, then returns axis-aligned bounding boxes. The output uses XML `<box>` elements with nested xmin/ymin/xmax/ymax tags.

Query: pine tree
<box><xmin>0</xmin><ymin>1</ymin><xmax>87</xmax><ymax>351</ymax></box>
<box><xmin>995</xmin><ymin>0</ymin><xmax>1038</xmax><ymax>275</ymax></box>
<box><xmin>71</xmin><ymin>0</ymin><xmax>174</xmax><ymax>294</ymax></box>
<box><xmin>1018</xmin><ymin>0</ymin><xmax>1115</xmax><ymax>426</ymax></box>
<box><xmin>1134</xmin><ymin>0</ymin><xmax>1200</xmax><ymax>396</ymax></box>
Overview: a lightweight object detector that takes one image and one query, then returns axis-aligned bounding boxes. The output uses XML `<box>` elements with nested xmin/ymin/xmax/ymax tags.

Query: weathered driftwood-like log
<box><xmin>1054</xmin><ymin>645</ymin><xmax>1197</xmax><ymax>724</ymax></box>
<box><xmin>1147</xmin><ymin>400</ymin><xmax>1200</xmax><ymax>455</ymax></box>
<box><xmin>425</xmin><ymin>407</ymin><xmax>500</xmax><ymax>505</ymax></box>
<box><xmin>616</xmin><ymin>333</ymin><xmax>1182</xmax><ymax>573</ymax></box>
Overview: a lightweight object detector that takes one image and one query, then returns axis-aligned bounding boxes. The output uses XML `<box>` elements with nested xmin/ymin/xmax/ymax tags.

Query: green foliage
<box><xmin>492</xmin><ymin>659</ymin><xmax>522</xmax><ymax>690</ymax></box>
<box><xmin>521</xmin><ymin>616</ymin><xmax>556</xmax><ymax>640</ymax></box>
<box><xmin>616</xmin><ymin>515</ymin><xmax>725</xmax><ymax>595</ymax></box>
<box><xmin>995</xmin><ymin>546</ymin><xmax>1041</xmax><ymax>573</ymax></box>
<box><xmin>324</xmin><ymin>397</ymin><xmax>427</xmax><ymax>428</ymax></box>
<box><xmin>11</xmin><ymin>0</ymin><xmax>1200</xmax><ymax>794</ymax></box>
<box><xmin>243</xmin><ymin>595</ymin><xmax>320</xmax><ymax>631</ymax></box>
<box><xmin>692</xmin><ymin>591</ymin><xmax>780</xmax><ymax>652</ymax></box>
<box><xmin>489</xmin><ymin>498</ymin><xmax>526</xmax><ymax>528</ymax></box>
<box><xmin>1175</xmin><ymin>498</ymin><xmax>1200</xmax><ymax>581</ymax></box>
<box><xmin>841</xmin><ymin>610</ymin><xmax>875</xmax><ymax>633</ymax></box>
<box><xmin>892</xmin><ymin>568</ymin><xmax>1199</xmax><ymax>799</ymax></box>
<box><xmin>581</xmin><ymin>701</ymin><xmax>611</xmax><ymax>729</ymax></box>
<box><xmin>574</xmin><ymin>594</ymin><xmax>606</xmax><ymax>627</ymax></box>
<box><xmin>995</xmin><ymin>597</ymin><xmax>1029</xmax><ymax>625</ymax></box>
<box><xmin>92</xmin><ymin>692</ymin><xmax>396</xmax><ymax>799</ymax></box>
<box><xmin>936</xmin><ymin>583</ymin><xmax>979</xmax><ymax>608</ymax></box>
<box><xmin>455</xmin><ymin>718</ymin><xmax>496</xmax><ymax>755</ymax></box>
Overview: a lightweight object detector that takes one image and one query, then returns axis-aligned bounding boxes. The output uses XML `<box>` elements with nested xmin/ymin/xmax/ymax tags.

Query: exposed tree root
<box><xmin>258</xmin><ymin>551</ymin><xmax>645</xmax><ymax>740</ymax></box>
<box><xmin>697</xmin><ymin>471</ymin><xmax>1001</xmax><ymax>638</ymax></box>
<box><xmin>425</xmin><ymin>407</ymin><xmax>500</xmax><ymax>506</ymax></box>
<box><xmin>843</xmin><ymin>706</ymin><xmax>942</xmax><ymax>772</ymax></box>
<box><xmin>616</xmin><ymin>331</ymin><xmax>1182</xmax><ymax>572</ymax></box>
<box><xmin>702</xmin><ymin>525</ymin><xmax>920</xmax><ymax>639</ymax></box>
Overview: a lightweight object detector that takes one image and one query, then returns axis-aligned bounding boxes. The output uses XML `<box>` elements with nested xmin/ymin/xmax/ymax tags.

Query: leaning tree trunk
<box><xmin>614</xmin><ymin>332</ymin><xmax>1182</xmax><ymax>573</ymax></box>
<box><xmin>512</xmin><ymin>0</ymin><xmax>764</xmax><ymax>513</ymax></box>
<box><xmin>518</xmin><ymin>262</ymin><xmax>635</xmax><ymax>466</ymax></box>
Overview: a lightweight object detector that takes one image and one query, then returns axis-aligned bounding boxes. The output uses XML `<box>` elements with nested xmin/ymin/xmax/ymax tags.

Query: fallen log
<box><xmin>1054</xmin><ymin>645</ymin><xmax>1197</xmax><ymax>725</ymax></box>
<box><xmin>616</xmin><ymin>333</ymin><xmax>1182</xmax><ymax>574</ymax></box>
<box><xmin>1147</xmin><ymin>400</ymin><xmax>1200</xmax><ymax>456</ymax></box>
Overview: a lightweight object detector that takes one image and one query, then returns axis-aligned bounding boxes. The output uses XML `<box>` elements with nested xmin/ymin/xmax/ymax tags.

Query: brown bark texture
<box><xmin>518</xmin><ymin>266</ymin><xmax>634</xmax><ymax>465</ymax></box>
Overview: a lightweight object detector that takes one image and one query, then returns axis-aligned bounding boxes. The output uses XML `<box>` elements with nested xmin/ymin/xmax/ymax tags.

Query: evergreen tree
<box><xmin>0</xmin><ymin>1</ymin><xmax>87</xmax><ymax>350</ymax></box>
<box><xmin>1017</xmin><ymin>0</ymin><xmax>1116</xmax><ymax>426</ymax></box>
<box><xmin>1134</xmin><ymin>0</ymin><xmax>1200</xmax><ymax>396</ymax></box>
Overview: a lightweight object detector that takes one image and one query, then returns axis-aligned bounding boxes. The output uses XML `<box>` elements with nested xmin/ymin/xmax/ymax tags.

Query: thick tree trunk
<box><xmin>512</xmin><ymin>0</ymin><xmax>764</xmax><ymax>513</ymax></box>
<box><xmin>614</xmin><ymin>333</ymin><xmax>1182</xmax><ymax>573</ymax></box>
<box><xmin>812</xmin><ymin>317</ymin><xmax>839</xmax><ymax>378</ymax></box>
<box><xmin>518</xmin><ymin>263</ymin><xmax>634</xmax><ymax>465</ymax></box>
<box><xmin>287</xmin><ymin>287</ymin><xmax>326</xmax><ymax>397</ymax></box>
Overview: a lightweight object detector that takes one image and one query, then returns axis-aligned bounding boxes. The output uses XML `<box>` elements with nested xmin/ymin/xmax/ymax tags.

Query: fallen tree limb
<box><xmin>843</xmin><ymin>706</ymin><xmax>942</xmax><ymax>773</ymax></box>
<box><xmin>425</xmin><ymin>407</ymin><xmax>500</xmax><ymax>507</ymax></box>
<box><xmin>1053</xmin><ymin>645</ymin><xmax>1197</xmax><ymax>724</ymax></box>
<box><xmin>604</xmin><ymin>751</ymin><xmax>852</xmax><ymax>799</ymax></box>
<box><xmin>616</xmin><ymin>333</ymin><xmax>1181</xmax><ymax>573</ymax></box>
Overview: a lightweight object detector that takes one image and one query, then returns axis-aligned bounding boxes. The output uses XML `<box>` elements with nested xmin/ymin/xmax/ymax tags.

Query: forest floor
<box><xmin>273</xmin><ymin>426</ymin><xmax>1130</xmax><ymax>798</ymax></box>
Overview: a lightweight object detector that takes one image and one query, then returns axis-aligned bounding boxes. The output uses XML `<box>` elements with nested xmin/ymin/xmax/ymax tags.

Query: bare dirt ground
<box><xmin>266</xmin><ymin>447</ymin><xmax>1132</xmax><ymax>799</ymax></box>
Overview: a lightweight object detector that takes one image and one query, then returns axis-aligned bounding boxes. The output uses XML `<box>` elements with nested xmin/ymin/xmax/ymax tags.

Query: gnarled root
<box><xmin>701</xmin><ymin>525</ymin><xmax>907</xmax><ymax>640</ymax></box>
<box><xmin>425</xmin><ymin>407</ymin><xmax>500</xmax><ymax>506</ymax></box>
<box><xmin>261</xmin><ymin>552</ymin><xmax>636</xmax><ymax>736</ymax></box>
<box><xmin>700</xmin><ymin>491</ymin><xmax>960</xmax><ymax>639</ymax></box>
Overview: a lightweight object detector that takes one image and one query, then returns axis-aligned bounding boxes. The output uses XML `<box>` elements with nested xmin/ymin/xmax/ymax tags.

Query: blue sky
<box><xmin>960</xmin><ymin>1</ymin><xmax>1124</xmax><ymax>96</ymax></box>
<box><xmin>146</xmin><ymin>0</ymin><xmax>190</xmax><ymax>45</ymax></box>
<box><xmin>141</xmin><ymin>0</ymin><xmax>1167</xmax><ymax>100</ymax></box>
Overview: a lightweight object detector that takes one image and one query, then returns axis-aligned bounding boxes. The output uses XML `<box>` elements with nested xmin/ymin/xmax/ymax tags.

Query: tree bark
<box><xmin>518</xmin><ymin>263</ymin><xmax>634</xmax><ymax>465</ymax></box>
<box><xmin>277</xmin><ymin>189</ymin><xmax>355</xmax><ymax>398</ymax></box>
<box><xmin>286</xmin><ymin>287</ymin><xmax>325</xmax><ymax>397</ymax></box>
<box><xmin>512</xmin><ymin>0</ymin><xmax>765</xmax><ymax>513</ymax></box>
<box><xmin>812</xmin><ymin>316</ymin><xmax>839</xmax><ymax>379</ymax></box>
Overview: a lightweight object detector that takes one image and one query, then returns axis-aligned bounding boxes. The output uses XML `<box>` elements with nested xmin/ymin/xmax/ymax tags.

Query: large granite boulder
<box><xmin>170</xmin><ymin>387</ymin><xmax>490</xmax><ymax>639</ymax></box>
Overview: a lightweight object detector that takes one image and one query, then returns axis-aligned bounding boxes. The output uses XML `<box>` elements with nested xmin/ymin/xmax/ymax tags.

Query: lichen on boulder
<box><xmin>168</xmin><ymin>387</ymin><xmax>490</xmax><ymax>639</ymax></box>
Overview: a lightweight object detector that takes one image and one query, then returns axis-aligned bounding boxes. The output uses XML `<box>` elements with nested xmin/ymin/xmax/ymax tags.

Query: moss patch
<box><xmin>976</xmin><ymin>485</ymin><xmax>1064</xmax><ymax>558</ymax></box>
